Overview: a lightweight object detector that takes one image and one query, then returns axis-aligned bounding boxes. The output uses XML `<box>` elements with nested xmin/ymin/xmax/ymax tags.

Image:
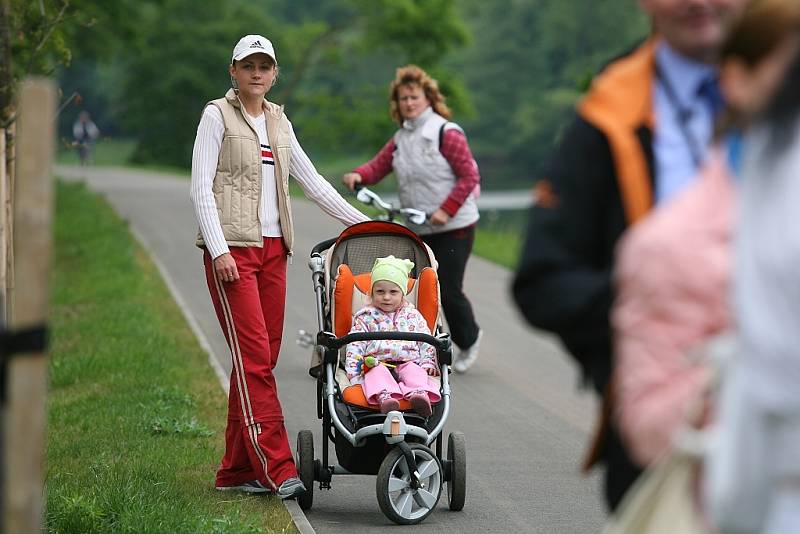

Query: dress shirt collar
<box><xmin>656</xmin><ymin>41</ymin><xmax>717</xmax><ymax>104</ymax></box>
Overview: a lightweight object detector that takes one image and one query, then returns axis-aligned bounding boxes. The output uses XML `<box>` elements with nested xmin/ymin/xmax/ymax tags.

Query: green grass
<box><xmin>473</xmin><ymin>209</ymin><xmax>527</xmax><ymax>269</ymax></box>
<box><xmin>47</xmin><ymin>180</ymin><xmax>298</xmax><ymax>534</ymax></box>
<box><xmin>56</xmin><ymin>138</ymin><xmax>136</xmax><ymax>167</ymax></box>
<box><xmin>472</xmin><ymin>227</ymin><xmax>521</xmax><ymax>270</ymax></box>
<box><xmin>56</xmin><ymin>138</ymin><xmax>188</xmax><ymax>176</ymax></box>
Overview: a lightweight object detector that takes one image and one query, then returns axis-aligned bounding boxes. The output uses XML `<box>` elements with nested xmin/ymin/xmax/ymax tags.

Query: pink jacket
<box><xmin>612</xmin><ymin>148</ymin><xmax>735</xmax><ymax>466</ymax></box>
<box><xmin>345</xmin><ymin>302</ymin><xmax>437</xmax><ymax>384</ymax></box>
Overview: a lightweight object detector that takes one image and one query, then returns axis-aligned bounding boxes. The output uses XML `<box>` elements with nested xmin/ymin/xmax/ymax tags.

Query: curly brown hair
<box><xmin>389</xmin><ymin>65</ymin><xmax>451</xmax><ymax>124</ymax></box>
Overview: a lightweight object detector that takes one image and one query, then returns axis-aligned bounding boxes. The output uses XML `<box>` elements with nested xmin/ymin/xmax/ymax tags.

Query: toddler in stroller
<box><xmin>345</xmin><ymin>255</ymin><xmax>441</xmax><ymax>416</ymax></box>
<box><xmin>297</xmin><ymin>220</ymin><xmax>466</xmax><ymax>525</ymax></box>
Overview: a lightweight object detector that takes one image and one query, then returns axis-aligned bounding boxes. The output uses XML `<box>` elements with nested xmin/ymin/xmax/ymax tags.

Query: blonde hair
<box><xmin>389</xmin><ymin>65</ymin><xmax>451</xmax><ymax>124</ymax></box>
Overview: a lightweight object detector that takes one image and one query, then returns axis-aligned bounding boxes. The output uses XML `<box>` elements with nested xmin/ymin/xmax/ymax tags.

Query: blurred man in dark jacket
<box><xmin>512</xmin><ymin>0</ymin><xmax>746</xmax><ymax>510</ymax></box>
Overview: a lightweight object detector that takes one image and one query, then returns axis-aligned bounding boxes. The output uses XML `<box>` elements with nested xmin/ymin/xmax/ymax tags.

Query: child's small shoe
<box><xmin>378</xmin><ymin>392</ymin><xmax>400</xmax><ymax>414</ymax></box>
<box><xmin>407</xmin><ymin>391</ymin><xmax>432</xmax><ymax>417</ymax></box>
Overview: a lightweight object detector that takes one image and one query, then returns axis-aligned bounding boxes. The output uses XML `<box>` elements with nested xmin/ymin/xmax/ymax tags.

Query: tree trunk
<box><xmin>0</xmin><ymin>0</ymin><xmax>14</xmax><ymax>124</ymax></box>
<box><xmin>0</xmin><ymin>0</ymin><xmax>15</xmax><ymax>200</ymax></box>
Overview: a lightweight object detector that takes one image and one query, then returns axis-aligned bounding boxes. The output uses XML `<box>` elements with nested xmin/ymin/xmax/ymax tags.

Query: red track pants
<box><xmin>203</xmin><ymin>238</ymin><xmax>297</xmax><ymax>490</ymax></box>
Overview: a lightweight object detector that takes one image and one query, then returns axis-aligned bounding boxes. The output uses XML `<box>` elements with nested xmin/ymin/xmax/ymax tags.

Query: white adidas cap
<box><xmin>231</xmin><ymin>35</ymin><xmax>277</xmax><ymax>65</ymax></box>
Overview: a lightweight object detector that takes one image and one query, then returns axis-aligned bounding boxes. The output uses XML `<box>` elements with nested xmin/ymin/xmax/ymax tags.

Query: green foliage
<box><xmin>451</xmin><ymin>0</ymin><xmax>649</xmax><ymax>184</ymax></box>
<box><xmin>353</xmin><ymin>0</ymin><xmax>468</xmax><ymax>67</ymax></box>
<box><xmin>3</xmin><ymin>0</ymin><xmax>141</xmax><ymax>110</ymax></box>
<box><xmin>121</xmin><ymin>1</ymin><xmax>271</xmax><ymax>165</ymax></box>
<box><xmin>54</xmin><ymin>0</ymin><xmax>470</xmax><ymax>168</ymax></box>
<box><xmin>473</xmin><ymin>209</ymin><xmax>528</xmax><ymax>269</ymax></box>
<box><xmin>46</xmin><ymin>0</ymin><xmax>650</xmax><ymax>183</ymax></box>
<box><xmin>7</xmin><ymin>0</ymin><xmax>72</xmax><ymax>83</ymax></box>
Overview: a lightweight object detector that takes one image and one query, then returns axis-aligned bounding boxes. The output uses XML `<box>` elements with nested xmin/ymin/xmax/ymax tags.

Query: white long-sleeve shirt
<box><xmin>190</xmin><ymin>104</ymin><xmax>369</xmax><ymax>258</ymax></box>
<box><xmin>735</xmin><ymin>122</ymin><xmax>800</xmax><ymax>412</ymax></box>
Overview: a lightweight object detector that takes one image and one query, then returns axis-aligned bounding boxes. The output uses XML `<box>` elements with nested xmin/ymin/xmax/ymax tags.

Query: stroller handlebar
<box><xmin>317</xmin><ymin>330</ymin><xmax>452</xmax><ymax>353</ymax></box>
<box><xmin>310</xmin><ymin>237</ymin><xmax>337</xmax><ymax>257</ymax></box>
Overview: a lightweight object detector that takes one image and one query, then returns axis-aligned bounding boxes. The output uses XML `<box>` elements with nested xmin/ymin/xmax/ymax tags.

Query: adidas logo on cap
<box><xmin>232</xmin><ymin>35</ymin><xmax>277</xmax><ymax>64</ymax></box>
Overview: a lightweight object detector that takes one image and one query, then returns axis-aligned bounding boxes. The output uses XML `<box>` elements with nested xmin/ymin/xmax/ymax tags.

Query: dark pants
<box><xmin>421</xmin><ymin>225</ymin><xmax>480</xmax><ymax>350</ymax></box>
<box><xmin>604</xmin><ymin>424</ymin><xmax>644</xmax><ymax>511</ymax></box>
<box><xmin>586</xmin><ymin>360</ymin><xmax>644</xmax><ymax>511</ymax></box>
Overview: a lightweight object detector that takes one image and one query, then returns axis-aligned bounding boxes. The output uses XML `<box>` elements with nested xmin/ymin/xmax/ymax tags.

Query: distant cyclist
<box><xmin>72</xmin><ymin>111</ymin><xmax>100</xmax><ymax>165</ymax></box>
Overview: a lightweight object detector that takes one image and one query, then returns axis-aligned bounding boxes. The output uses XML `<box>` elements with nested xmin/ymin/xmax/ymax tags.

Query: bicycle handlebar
<box><xmin>354</xmin><ymin>187</ymin><xmax>427</xmax><ymax>225</ymax></box>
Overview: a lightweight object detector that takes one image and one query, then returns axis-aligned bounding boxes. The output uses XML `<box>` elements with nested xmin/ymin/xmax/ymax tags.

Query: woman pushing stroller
<box><xmin>342</xmin><ymin>65</ymin><xmax>483</xmax><ymax>373</ymax></box>
<box><xmin>345</xmin><ymin>255</ymin><xmax>441</xmax><ymax>416</ymax></box>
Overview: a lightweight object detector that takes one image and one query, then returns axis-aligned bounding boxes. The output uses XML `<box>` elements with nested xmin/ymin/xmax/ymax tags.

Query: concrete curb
<box><xmin>128</xmin><ymin>226</ymin><xmax>316</xmax><ymax>534</ymax></box>
<box><xmin>284</xmin><ymin>500</ymin><xmax>316</xmax><ymax>534</ymax></box>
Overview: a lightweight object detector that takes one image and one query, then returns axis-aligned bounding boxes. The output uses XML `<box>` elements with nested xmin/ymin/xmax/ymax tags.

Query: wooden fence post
<box><xmin>0</xmin><ymin>126</ymin><xmax>5</xmax><ymax>534</ymax></box>
<box><xmin>4</xmin><ymin>121</ymin><xmax>13</xmax><ymax>322</ymax></box>
<box><xmin>0</xmin><ymin>127</ymin><xmax>6</xmax><ymax>323</ymax></box>
<box><xmin>2</xmin><ymin>77</ymin><xmax>54</xmax><ymax>534</ymax></box>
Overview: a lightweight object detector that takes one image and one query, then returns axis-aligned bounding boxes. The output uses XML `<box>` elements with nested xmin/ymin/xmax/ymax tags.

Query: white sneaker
<box><xmin>215</xmin><ymin>480</ymin><xmax>271</xmax><ymax>493</ymax></box>
<box><xmin>276</xmin><ymin>477</ymin><xmax>307</xmax><ymax>500</ymax></box>
<box><xmin>453</xmin><ymin>330</ymin><xmax>482</xmax><ymax>373</ymax></box>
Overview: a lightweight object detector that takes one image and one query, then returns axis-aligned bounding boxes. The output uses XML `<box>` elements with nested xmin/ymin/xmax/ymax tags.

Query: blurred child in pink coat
<box><xmin>612</xmin><ymin>0</ymin><xmax>800</xmax><ymax>467</ymax></box>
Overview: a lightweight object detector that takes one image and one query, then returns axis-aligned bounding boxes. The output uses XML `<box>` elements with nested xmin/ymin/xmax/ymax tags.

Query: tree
<box><xmin>120</xmin><ymin>0</ymin><xmax>471</xmax><ymax>167</ymax></box>
<box><xmin>1</xmin><ymin>0</ymin><xmax>143</xmax><ymax>177</ymax></box>
<box><xmin>450</xmin><ymin>0</ymin><xmax>648</xmax><ymax>185</ymax></box>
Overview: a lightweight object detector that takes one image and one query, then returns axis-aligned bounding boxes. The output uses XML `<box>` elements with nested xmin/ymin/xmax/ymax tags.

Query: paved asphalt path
<box><xmin>58</xmin><ymin>166</ymin><xmax>606</xmax><ymax>533</ymax></box>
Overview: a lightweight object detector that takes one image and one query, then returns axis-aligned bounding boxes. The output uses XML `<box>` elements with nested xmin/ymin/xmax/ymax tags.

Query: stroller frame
<box><xmin>297</xmin><ymin>221</ymin><xmax>466</xmax><ymax>525</ymax></box>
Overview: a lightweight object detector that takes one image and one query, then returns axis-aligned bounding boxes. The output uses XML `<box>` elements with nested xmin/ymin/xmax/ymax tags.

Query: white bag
<box><xmin>602</xmin><ymin>449</ymin><xmax>707</xmax><ymax>534</ymax></box>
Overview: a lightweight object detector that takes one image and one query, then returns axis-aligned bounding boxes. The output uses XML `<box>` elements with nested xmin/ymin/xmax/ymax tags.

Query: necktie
<box><xmin>697</xmin><ymin>76</ymin><xmax>725</xmax><ymax>118</ymax></box>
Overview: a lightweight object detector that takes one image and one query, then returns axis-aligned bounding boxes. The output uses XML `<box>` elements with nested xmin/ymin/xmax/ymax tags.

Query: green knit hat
<box><xmin>370</xmin><ymin>255</ymin><xmax>415</xmax><ymax>295</ymax></box>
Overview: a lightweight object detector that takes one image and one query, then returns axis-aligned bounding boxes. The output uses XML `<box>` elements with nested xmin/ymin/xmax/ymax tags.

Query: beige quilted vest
<box><xmin>195</xmin><ymin>89</ymin><xmax>295</xmax><ymax>254</ymax></box>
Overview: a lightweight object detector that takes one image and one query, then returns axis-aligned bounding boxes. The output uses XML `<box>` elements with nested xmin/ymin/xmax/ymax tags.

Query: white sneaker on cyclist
<box><xmin>453</xmin><ymin>329</ymin><xmax>483</xmax><ymax>373</ymax></box>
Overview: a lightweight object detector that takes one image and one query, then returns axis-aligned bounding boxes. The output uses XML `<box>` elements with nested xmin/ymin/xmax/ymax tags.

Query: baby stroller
<box><xmin>296</xmin><ymin>219</ymin><xmax>467</xmax><ymax>525</ymax></box>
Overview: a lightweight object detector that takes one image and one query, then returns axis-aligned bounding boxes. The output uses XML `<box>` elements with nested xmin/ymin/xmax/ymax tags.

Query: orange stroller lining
<box><xmin>333</xmin><ymin>266</ymin><xmax>439</xmax><ymax>336</ymax></box>
<box><xmin>342</xmin><ymin>385</ymin><xmax>416</xmax><ymax>411</ymax></box>
<box><xmin>333</xmin><ymin>264</ymin><xmax>441</xmax><ymax>411</ymax></box>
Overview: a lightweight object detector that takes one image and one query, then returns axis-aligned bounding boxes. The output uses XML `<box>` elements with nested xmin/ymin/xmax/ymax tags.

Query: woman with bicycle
<box><xmin>342</xmin><ymin>65</ymin><xmax>483</xmax><ymax>373</ymax></box>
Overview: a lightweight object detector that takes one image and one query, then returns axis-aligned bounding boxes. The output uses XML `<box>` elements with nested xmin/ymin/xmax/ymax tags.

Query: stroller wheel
<box><xmin>296</xmin><ymin>430</ymin><xmax>314</xmax><ymax>510</ymax></box>
<box><xmin>376</xmin><ymin>444</ymin><xmax>442</xmax><ymax>525</ymax></box>
<box><xmin>446</xmin><ymin>432</ymin><xmax>467</xmax><ymax>511</ymax></box>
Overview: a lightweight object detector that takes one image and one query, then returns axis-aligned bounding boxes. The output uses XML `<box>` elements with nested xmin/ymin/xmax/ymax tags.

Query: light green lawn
<box><xmin>47</xmin><ymin>180</ymin><xmax>298</xmax><ymax>534</ymax></box>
